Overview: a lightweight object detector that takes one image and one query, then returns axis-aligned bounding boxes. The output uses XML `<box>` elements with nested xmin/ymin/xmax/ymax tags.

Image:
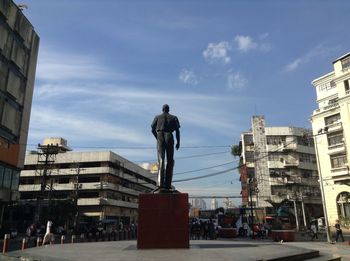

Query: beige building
<box><xmin>311</xmin><ymin>52</ymin><xmax>350</xmax><ymax>229</ymax></box>
<box><xmin>0</xmin><ymin>1</ymin><xmax>39</xmax><ymax>206</ymax></box>
<box><xmin>239</xmin><ymin>116</ymin><xmax>322</xmax><ymax>228</ymax></box>
<box><xmin>19</xmin><ymin>138</ymin><xmax>157</xmax><ymax>225</ymax></box>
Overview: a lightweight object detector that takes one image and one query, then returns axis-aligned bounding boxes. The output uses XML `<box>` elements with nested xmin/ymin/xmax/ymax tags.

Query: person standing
<box><xmin>335</xmin><ymin>220</ymin><xmax>344</xmax><ymax>242</ymax></box>
<box><xmin>310</xmin><ymin>222</ymin><xmax>318</xmax><ymax>241</ymax></box>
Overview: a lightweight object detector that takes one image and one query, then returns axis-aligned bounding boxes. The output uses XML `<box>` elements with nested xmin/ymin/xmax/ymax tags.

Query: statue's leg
<box><xmin>165</xmin><ymin>159</ymin><xmax>174</xmax><ymax>190</ymax></box>
<box><xmin>164</xmin><ymin>133</ymin><xmax>175</xmax><ymax>190</ymax></box>
<box><xmin>157</xmin><ymin>133</ymin><xmax>166</xmax><ymax>188</ymax></box>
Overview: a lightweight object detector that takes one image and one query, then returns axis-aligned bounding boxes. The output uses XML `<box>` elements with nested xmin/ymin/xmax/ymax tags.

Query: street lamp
<box><xmin>313</xmin><ymin>128</ymin><xmax>331</xmax><ymax>243</ymax></box>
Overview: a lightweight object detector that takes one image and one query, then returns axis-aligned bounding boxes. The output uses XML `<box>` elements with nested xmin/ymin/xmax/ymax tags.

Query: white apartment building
<box><xmin>239</xmin><ymin>116</ymin><xmax>322</xmax><ymax>227</ymax></box>
<box><xmin>311</xmin><ymin>52</ymin><xmax>350</xmax><ymax>229</ymax></box>
<box><xmin>19</xmin><ymin>138</ymin><xmax>157</xmax><ymax>225</ymax></box>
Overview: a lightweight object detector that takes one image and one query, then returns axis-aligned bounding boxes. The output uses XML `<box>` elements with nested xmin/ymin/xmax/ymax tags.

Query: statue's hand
<box><xmin>176</xmin><ymin>143</ymin><xmax>180</xmax><ymax>150</ymax></box>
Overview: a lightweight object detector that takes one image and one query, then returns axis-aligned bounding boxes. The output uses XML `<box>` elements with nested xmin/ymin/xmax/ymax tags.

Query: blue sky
<box><xmin>19</xmin><ymin>0</ymin><xmax>350</xmax><ymax>207</ymax></box>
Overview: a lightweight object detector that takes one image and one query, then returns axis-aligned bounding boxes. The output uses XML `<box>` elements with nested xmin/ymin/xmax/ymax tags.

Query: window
<box><xmin>325</xmin><ymin>113</ymin><xmax>341</xmax><ymax>126</ymax></box>
<box><xmin>341</xmin><ymin>56</ymin><xmax>350</xmax><ymax>70</ymax></box>
<box><xmin>1</xmin><ymin>102</ymin><xmax>21</xmax><ymax>135</ymax></box>
<box><xmin>0</xmin><ymin>165</ymin><xmax>4</xmax><ymax>187</ymax></box>
<box><xmin>327</xmin><ymin>131</ymin><xmax>344</xmax><ymax>146</ymax></box>
<box><xmin>0</xmin><ymin>24</ymin><xmax>8</xmax><ymax>51</ymax></box>
<box><xmin>10</xmin><ymin>41</ymin><xmax>27</xmax><ymax>72</ymax></box>
<box><xmin>266</xmin><ymin>136</ymin><xmax>286</xmax><ymax>145</ymax></box>
<box><xmin>0</xmin><ymin>60</ymin><xmax>8</xmax><ymax>91</ymax></box>
<box><xmin>330</xmin><ymin>154</ymin><xmax>348</xmax><ymax>169</ymax></box>
<box><xmin>337</xmin><ymin>192</ymin><xmax>350</xmax><ymax>218</ymax></box>
<box><xmin>7</xmin><ymin>70</ymin><xmax>24</xmax><ymax>104</ymax></box>
<box><xmin>3</xmin><ymin>168</ymin><xmax>12</xmax><ymax>188</ymax></box>
<box><xmin>299</xmin><ymin>153</ymin><xmax>311</xmax><ymax>163</ymax></box>
<box><xmin>79</xmin><ymin>176</ymin><xmax>100</xmax><ymax>183</ymax></box>
<box><xmin>58</xmin><ymin>178</ymin><xmax>70</xmax><ymax>184</ymax></box>
<box><xmin>318</xmin><ymin>81</ymin><xmax>336</xmax><ymax>92</ymax></box>
<box><xmin>345</xmin><ymin>80</ymin><xmax>350</xmax><ymax>92</ymax></box>
<box><xmin>11</xmin><ymin>170</ymin><xmax>19</xmax><ymax>190</ymax></box>
<box><xmin>302</xmin><ymin>171</ymin><xmax>312</xmax><ymax>178</ymax></box>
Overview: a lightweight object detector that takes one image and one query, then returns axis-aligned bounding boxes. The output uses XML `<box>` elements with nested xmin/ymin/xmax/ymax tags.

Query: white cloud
<box><xmin>29</xmin><ymin>106</ymin><xmax>150</xmax><ymax>145</ymax></box>
<box><xmin>36</xmin><ymin>48</ymin><xmax>125</xmax><ymax>82</ymax></box>
<box><xmin>227</xmin><ymin>71</ymin><xmax>248</xmax><ymax>89</ymax></box>
<box><xmin>203</xmin><ymin>41</ymin><xmax>231</xmax><ymax>64</ymax></box>
<box><xmin>179</xmin><ymin>69</ymin><xmax>198</xmax><ymax>85</ymax></box>
<box><xmin>233</xmin><ymin>34</ymin><xmax>271</xmax><ymax>53</ymax></box>
<box><xmin>286</xmin><ymin>58</ymin><xmax>302</xmax><ymax>72</ymax></box>
<box><xmin>234</xmin><ymin>35</ymin><xmax>257</xmax><ymax>52</ymax></box>
<box><xmin>285</xmin><ymin>44</ymin><xmax>338</xmax><ymax>72</ymax></box>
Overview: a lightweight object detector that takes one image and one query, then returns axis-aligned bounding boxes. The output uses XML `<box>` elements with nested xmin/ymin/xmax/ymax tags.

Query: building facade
<box><xmin>0</xmin><ymin>1</ymin><xmax>39</xmax><ymax>205</ymax></box>
<box><xmin>19</xmin><ymin>138</ymin><xmax>157</xmax><ymax>225</ymax></box>
<box><xmin>239</xmin><ymin>116</ymin><xmax>322</xmax><ymax>228</ymax></box>
<box><xmin>311</xmin><ymin>52</ymin><xmax>350</xmax><ymax>228</ymax></box>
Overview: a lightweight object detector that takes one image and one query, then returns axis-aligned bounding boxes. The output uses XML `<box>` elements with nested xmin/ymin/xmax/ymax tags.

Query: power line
<box><xmin>173</xmin><ymin>168</ymin><xmax>236</xmax><ymax>183</ymax></box>
<box><xmin>174</xmin><ymin>161</ymin><xmax>237</xmax><ymax>175</ymax></box>
<box><xmin>133</xmin><ymin>150</ymin><xmax>230</xmax><ymax>163</ymax></box>
<box><xmin>25</xmin><ymin>143</ymin><xmax>231</xmax><ymax>150</ymax></box>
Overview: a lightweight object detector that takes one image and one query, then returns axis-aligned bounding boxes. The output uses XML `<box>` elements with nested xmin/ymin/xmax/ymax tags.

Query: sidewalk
<box><xmin>0</xmin><ymin>239</ymin><xmax>342</xmax><ymax>261</ymax></box>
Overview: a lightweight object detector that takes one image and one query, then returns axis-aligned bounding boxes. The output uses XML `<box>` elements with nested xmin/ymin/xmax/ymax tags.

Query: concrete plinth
<box><xmin>137</xmin><ymin>193</ymin><xmax>189</xmax><ymax>249</ymax></box>
<box><xmin>271</xmin><ymin>230</ymin><xmax>296</xmax><ymax>242</ymax></box>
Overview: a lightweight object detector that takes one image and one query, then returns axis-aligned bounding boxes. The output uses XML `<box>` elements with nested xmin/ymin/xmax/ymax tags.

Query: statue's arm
<box><xmin>151</xmin><ymin>117</ymin><xmax>157</xmax><ymax>139</ymax></box>
<box><xmin>175</xmin><ymin>128</ymin><xmax>180</xmax><ymax>150</ymax></box>
<box><xmin>175</xmin><ymin>117</ymin><xmax>180</xmax><ymax>150</ymax></box>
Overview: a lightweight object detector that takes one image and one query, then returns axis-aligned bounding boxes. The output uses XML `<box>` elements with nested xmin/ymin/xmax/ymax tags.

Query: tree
<box><xmin>231</xmin><ymin>143</ymin><xmax>242</xmax><ymax>158</ymax></box>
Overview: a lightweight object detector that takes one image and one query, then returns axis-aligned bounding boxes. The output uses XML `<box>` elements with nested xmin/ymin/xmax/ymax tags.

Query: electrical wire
<box><xmin>174</xmin><ymin>161</ymin><xmax>237</xmax><ymax>175</ymax></box>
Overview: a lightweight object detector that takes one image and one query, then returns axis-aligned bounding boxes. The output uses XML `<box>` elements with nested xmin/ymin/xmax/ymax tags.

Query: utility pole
<box><xmin>35</xmin><ymin>144</ymin><xmax>59</xmax><ymax>224</ymax></box>
<box><xmin>71</xmin><ymin>163</ymin><xmax>84</xmax><ymax>232</ymax></box>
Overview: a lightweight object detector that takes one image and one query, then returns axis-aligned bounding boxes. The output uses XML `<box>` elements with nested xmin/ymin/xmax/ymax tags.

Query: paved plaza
<box><xmin>0</xmin><ymin>239</ymin><xmax>347</xmax><ymax>261</ymax></box>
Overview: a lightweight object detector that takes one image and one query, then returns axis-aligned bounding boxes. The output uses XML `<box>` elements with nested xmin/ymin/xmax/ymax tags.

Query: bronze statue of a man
<box><xmin>151</xmin><ymin>104</ymin><xmax>180</xmax><ymax>191</ymax></box>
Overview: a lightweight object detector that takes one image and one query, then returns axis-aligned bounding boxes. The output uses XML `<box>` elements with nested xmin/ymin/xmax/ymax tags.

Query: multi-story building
<box><xmin>0</xmin><ymin>1</ymin><xmax>39</xmax><ymax>210</ymax></box>
<box><xmin>19</xmin><ymin>138</ymin><xmax>157</xmax><ymax>225</ymax></box>
<box><xmin>310</xmin><ymin>52</ymin><xmax>350</xmax><ymax>229</ymax></box>
<box><xmin>210</xmin><ymin>198</ymin><xmax>218</xmax><ymax>210</ymax></box>
<box><xmin>239</xmin><ymin>116</ymin><xmax>322</xmax><ymax>228</ymax></box>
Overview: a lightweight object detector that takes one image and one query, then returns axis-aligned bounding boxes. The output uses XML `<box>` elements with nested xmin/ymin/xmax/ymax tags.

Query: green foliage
<box><xmin>339</xmin><ymin>216</ymin><xmax>350</xmax><ymax>229</ymax></box>
<box><xmin>231</xmin><ymin>145</ymin><xmax>241</xmax><ymax>158</ymax></box>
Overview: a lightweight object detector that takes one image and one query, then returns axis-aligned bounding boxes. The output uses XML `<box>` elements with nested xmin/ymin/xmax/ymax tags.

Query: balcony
<box><xmin>313</xmin><ymin>103</ymin><xmax>340</xmax><ymax>115</ymax></box>
<box><xmin>77</xmin><ymin>197</ymin><xmax>138</xmax><ymax>208</ymax></box>
<box><xmin>325</xmin><ymin>122</ymin><xmax>342</xmax><ymax>133</ymax></box>
<box><xmin>328</xmin><ymin>143</ymin><xmax>346</xmax><ymax>155</ymax></box>
<box><xmin>281</xmin><ymin>143</ymin><xmax>297</xmax><ymax>151</ymax></box>
<box><xmin>331</xmin><ymin>166</ymin><xmax>349</xmax><ymax>177</ymax></box>
<box><xmin>283</xmin><ymin>160</ymin><xmax>299</xmax><ymax>168</ymax></box>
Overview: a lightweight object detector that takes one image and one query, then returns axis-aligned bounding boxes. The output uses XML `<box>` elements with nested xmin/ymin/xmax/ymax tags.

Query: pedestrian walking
<box><xmin>335</xmin><ymin>220</ymin><xmax>344</xmax><ymax>242</ymax></box>
<box><xmin>310</xmin><ymin>222</ymin><xmax>318</xmax><ymax>241</ymax></box>
<box><xmin>42</xmin><ymin>220</ymin><xmax>54</xmax><ymax>245</ymax></box>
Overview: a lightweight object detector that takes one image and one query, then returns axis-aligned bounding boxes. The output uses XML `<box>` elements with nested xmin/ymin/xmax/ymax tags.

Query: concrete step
<box><xmin>306</xmin><ymin>254</ymin><xmax>341</xmax><ymax>261</ymax></box>
<box><xmin>264</xmin><ymin>249</ymin><xmax>320</xmax><ymax>261</ymax></box>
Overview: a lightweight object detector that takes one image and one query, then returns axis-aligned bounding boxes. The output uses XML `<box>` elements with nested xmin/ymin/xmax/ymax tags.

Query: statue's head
<box><xmin>162</xmin><ymin>104</ymin><xmax>169</xmax><ymax>113</ymax></box>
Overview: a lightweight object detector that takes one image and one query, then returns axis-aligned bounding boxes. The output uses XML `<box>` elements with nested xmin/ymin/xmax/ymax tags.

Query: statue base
<box><xmin>137</xmin><ymin>193</ymin><xmax>189</xmax><ymax>249</ymax></box>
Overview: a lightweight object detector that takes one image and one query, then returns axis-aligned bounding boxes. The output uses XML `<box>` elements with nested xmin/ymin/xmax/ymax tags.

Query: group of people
<box><xmin>310</xmin><ymin>219</ymin><xmax>345</xmax><ymax>242</ymax></box>
<box><xmin>189</xmin><ymin>219</ymin><xmax>217</xmax><ymax>240</ymax></box>
<box><xmin>239</xmin><ymin>222</ymin><xmax>270</xmax><ymax>239</ymax></box>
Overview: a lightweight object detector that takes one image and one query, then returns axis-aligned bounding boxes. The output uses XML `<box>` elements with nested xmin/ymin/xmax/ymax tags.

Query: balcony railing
<box><xmin>331</xmin><ymin>166</ymin><xmax>349</xmax><ymax>177</ymax></box>
<box><xmin>328</xmin><ymin>143</ymin><xmax>345</xmax><ymax>155</ymax></box>
<box><xmin>313</xmin><ymin>103</ymin><xmax>340</xmax><ymax>115</ymax></box>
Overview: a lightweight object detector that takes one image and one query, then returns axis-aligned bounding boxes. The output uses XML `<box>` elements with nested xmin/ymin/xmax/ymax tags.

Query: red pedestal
<box><xmin>137</xmin><ymin>193</ymin><xmax>189</xmax><ymax>249</ymax></box>
<box><xmin>271</xmin><ymin>230</ymin><xmax>295</xmax><ymax>242</ymax></box>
